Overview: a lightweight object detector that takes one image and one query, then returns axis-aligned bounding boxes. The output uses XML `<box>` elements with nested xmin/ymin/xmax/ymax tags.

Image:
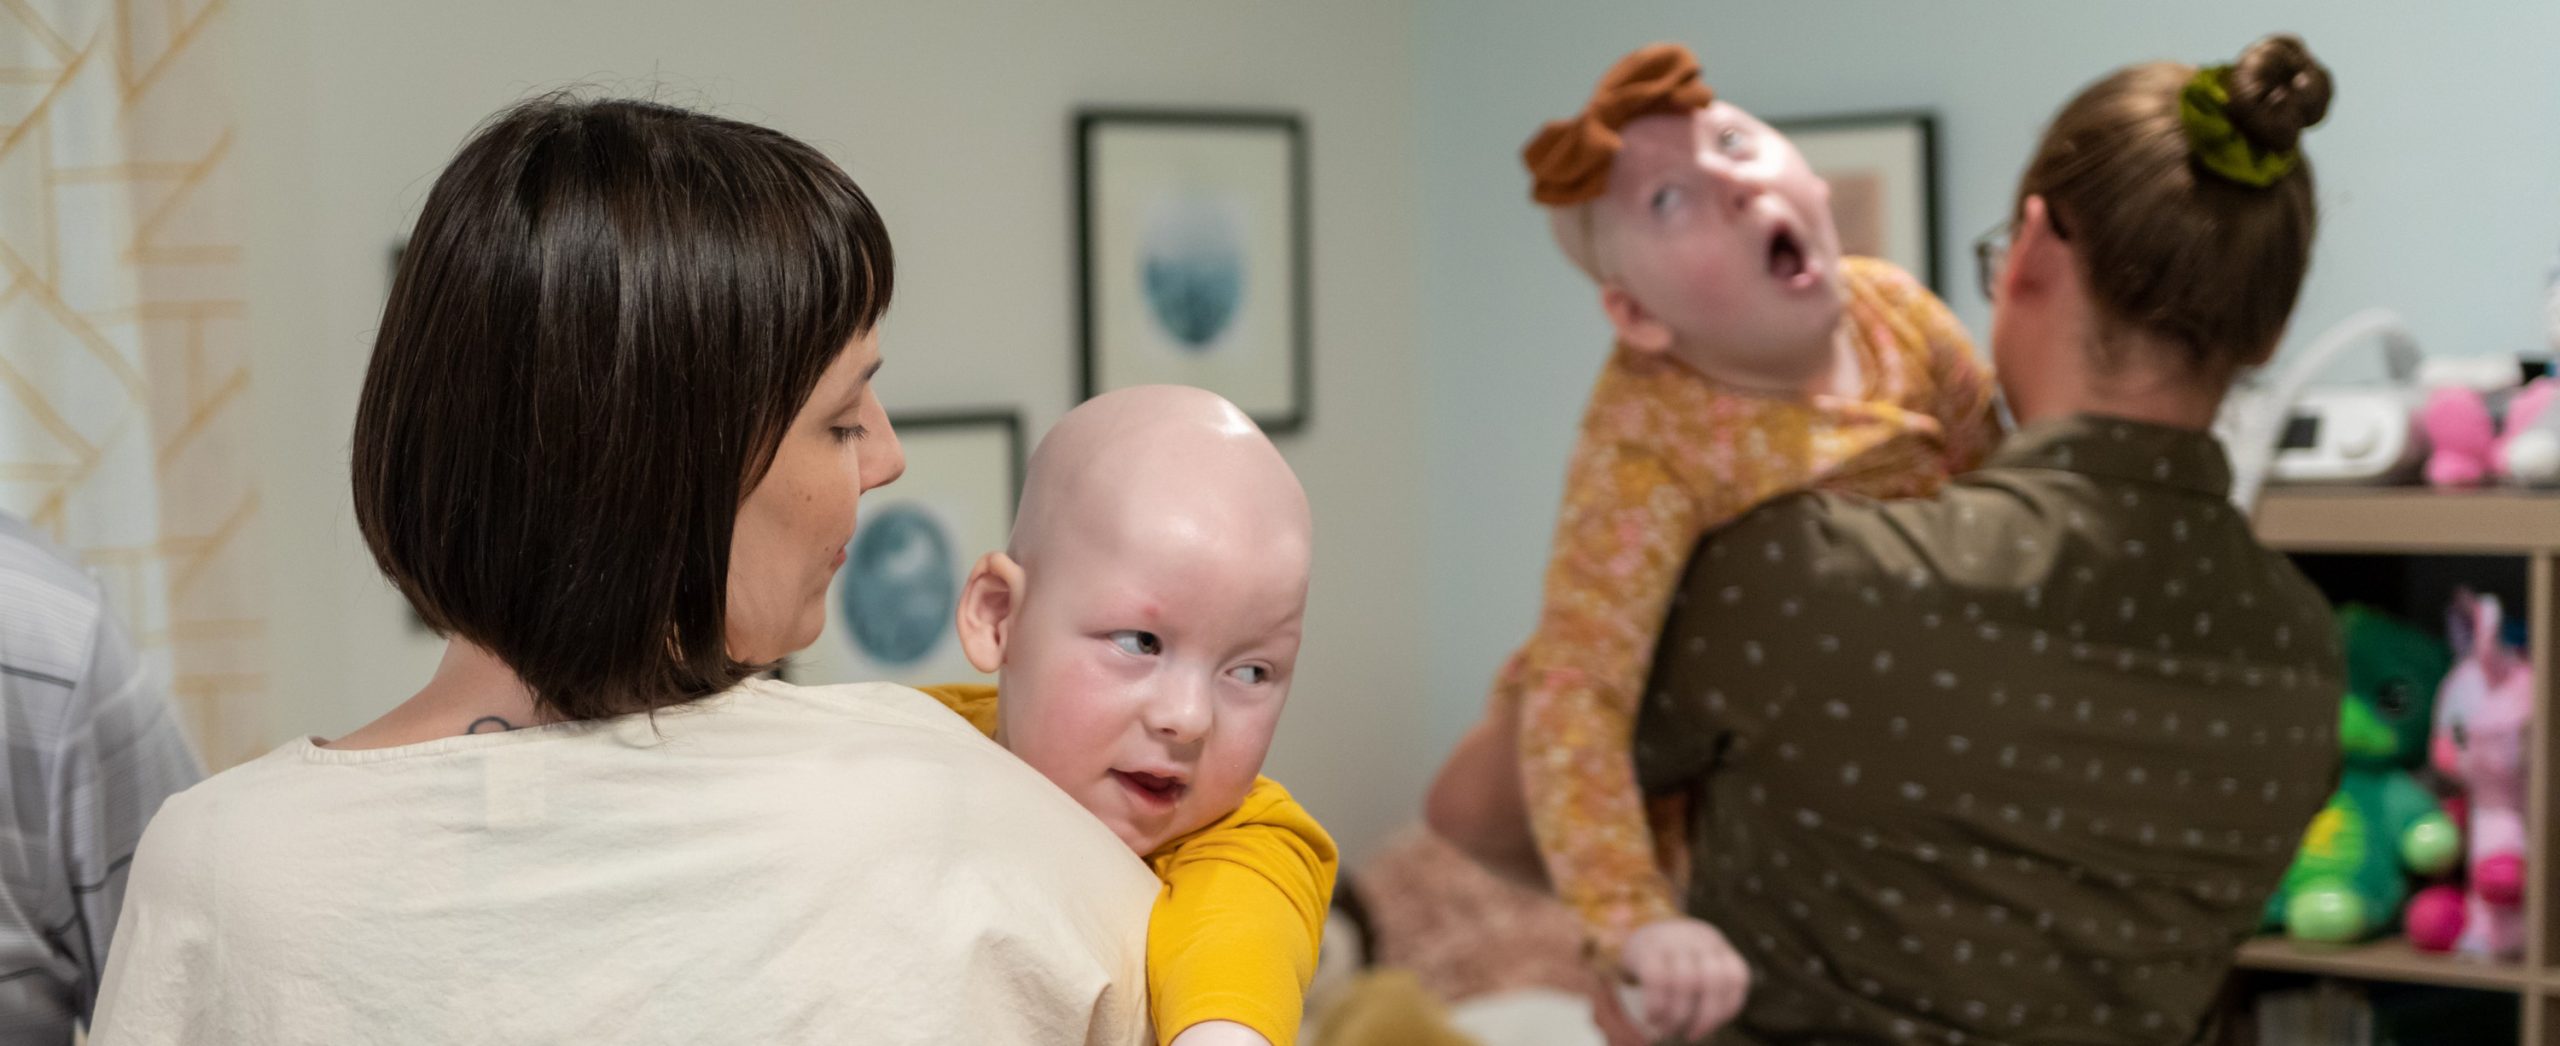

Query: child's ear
<box><xmin>1599</xmin><ymin>285</ymin><xmax>1676</xmax><ymax>356</ymax></box>
<box><xmin>955</xmin><ymin>552</ymin><xmax>1027</xmax><ymax>673</ymax></box>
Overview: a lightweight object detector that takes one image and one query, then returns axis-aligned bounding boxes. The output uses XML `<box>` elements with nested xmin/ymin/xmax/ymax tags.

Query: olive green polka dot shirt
<box><xmin>1636</xmin><ymin>414</ymin><xmax>2344</xmax><ymax>1045</ymax></box>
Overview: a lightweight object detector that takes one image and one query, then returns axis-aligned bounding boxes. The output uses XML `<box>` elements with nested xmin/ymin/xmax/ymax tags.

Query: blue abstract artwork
<box><xmin>1079</xmin><ymin>112</ymin><xmax>1305</xmax><ymax>432</ymax></box>
<box><xmin>1139</xmin><ymin>194</ymin><xmax>1248</xmax><ymax>351</ymax></box>
<box><xmin>838</xmin><ymin>503</ymin><xmax>957</xmax><ymax>666</ymax></box>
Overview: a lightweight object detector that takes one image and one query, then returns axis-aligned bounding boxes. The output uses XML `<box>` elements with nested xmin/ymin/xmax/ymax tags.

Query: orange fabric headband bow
<box><xmin>1522</xmin><ymin>43</ymin><xmax>1716</xmax><ymax>207</ymax></box>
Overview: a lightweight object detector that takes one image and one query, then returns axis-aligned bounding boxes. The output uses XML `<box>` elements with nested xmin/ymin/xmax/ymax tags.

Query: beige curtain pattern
<box><xmin>2</xmin><ymin>0</ymin><xmax>266</xmax><ymax>766</ymax></box>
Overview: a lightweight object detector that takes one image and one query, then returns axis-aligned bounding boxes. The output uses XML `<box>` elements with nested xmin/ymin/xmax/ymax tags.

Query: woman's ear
<box><xmin>2004</xmin><ymin>195</ymin><xmax>2071</xmax><ymax>303</ymax></box>
<box><xmin>955</xmin><ymin>552</ymin><xmax>1027</xmax><ymax>673</ymax></box>
<box><xmin>1600</xmin><ymin>285</ymin><xmax>1677</xmax><ymax>355</ymax></box>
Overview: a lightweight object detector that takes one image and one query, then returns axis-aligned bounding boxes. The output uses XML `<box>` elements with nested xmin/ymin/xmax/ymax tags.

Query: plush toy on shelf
<box><xmin>2406</xmin><ymin>591</ymin><xmax>2532</xmax><ymax>959</ymax></box>
<box><xmin>2264</xmin><ymin>605</ymin><xmax>2461</xmax><ymax>943</ymax></box>
<box><xmin>2420</xmin><ymin>378</ymin><xmax>2560</xmax><ymax>489</ymax></box>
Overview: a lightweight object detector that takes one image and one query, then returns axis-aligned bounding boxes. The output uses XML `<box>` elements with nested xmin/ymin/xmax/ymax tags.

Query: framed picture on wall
<box><xmin>790</xmin><ymin>411</ymin><xmax>1025</xmax><ymax>689</ymax></box>
<box><xmin>1772</xmin><ymin>112</ymin><xmax>1942</xmax><ymax>294</ymax></box>
<box><xmin>1076</xmin><ymin>109</ymin><xmax>1310</xmax><ymax>433</ymax></box>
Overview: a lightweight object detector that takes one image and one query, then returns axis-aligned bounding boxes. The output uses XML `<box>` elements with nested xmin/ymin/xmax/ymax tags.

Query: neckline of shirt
<box><xmin>1988</xmin><ymin>413</ymin><xmax>2234</xmax><ymax>499</ymax></box>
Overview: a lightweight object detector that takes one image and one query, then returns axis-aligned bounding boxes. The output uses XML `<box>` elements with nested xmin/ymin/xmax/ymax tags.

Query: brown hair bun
<box><xmin>2225</xmin><ymin>34</ymin><xmax>2333</xmax><ymax>155</ymax></box>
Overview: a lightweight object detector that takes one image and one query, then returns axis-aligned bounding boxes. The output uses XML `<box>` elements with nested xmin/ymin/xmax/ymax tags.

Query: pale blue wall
<box><xmin>1417</xmin><ymin>1</ymin><xmax>2560</xmax><ymax>747</ymax></box>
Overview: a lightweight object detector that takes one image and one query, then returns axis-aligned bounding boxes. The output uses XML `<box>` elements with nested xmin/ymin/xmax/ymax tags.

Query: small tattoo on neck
<box><xmin>466</xmin><ymin>716</ymin><xmax>518</xmax><ymax>734</ymax></box>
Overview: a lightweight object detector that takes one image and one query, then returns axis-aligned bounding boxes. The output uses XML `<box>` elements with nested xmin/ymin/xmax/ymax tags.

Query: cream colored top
<box><xmin>89</xmin><ymin>679</ymin><xmax>1157</xmax><ymax>1045</ymax></box>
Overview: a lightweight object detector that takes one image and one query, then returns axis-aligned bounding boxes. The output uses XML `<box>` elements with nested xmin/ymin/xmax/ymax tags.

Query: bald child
<box><xmin>924</xmin><ymin>386</ymin><xmax>1338</xmax><ymax>1046</ymax></box>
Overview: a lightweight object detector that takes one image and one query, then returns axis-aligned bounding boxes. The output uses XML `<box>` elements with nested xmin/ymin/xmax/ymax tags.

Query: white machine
<box><xmin>2215</xmin><ymin>309</ymin><xmax>2428</xmax><ymax>509</ymax></box>
<box><xmin>2260</xmin><ymin>385</ymin><xmax>2428</xmax><ymax>485</ymax></box>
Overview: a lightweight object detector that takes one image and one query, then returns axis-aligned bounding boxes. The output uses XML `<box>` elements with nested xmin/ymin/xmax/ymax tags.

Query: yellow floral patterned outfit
<box><xmin>1504</xmin><ymin>256</ymin><xmax>2000</xmax><ymax>957</ymax></box>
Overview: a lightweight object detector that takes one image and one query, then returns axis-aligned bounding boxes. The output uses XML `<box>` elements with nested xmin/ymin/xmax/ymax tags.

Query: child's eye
<box><xmin>1110</xmin><ymin>630</ymin><xmax>1163</xmax><ymax>657</ymax></box>
<box><xmin>1718</xmin><ymin>126</ymin><xmax>1748</xmax><ymax>156</ymax></box>
<box><xmin>1230</xmin><ymin>665</ymin><xmax>1271</xmax><ymax>685</ymax></box>
<box><xmin>1650</xmin><ymin>185</ymin><xmax>1684</xmax><ymax>214</ymax></box>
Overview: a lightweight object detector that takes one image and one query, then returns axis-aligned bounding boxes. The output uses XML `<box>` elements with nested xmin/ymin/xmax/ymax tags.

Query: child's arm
<box><xmin>1510</xmin><ymin>433</ymin><xmax>1707</xmax><ymax>955</ymax></box>
<box><xmin>1512</xmin><ymin>435</ymin><xmax>1754</xmax><ymax>1041</ymax></box>
<box><xmin>1146</xmin><ymin>778</ymin><xmax>1339</xmax><ymax>1046</ymax></box>
<box><xmin>1168</xmin><ymin>1023</ymin><xmax>1274</xmax><ymax>1046</ymax></box>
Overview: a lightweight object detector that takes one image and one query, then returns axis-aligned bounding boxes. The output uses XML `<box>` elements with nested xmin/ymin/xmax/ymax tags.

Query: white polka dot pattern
<box><xmin>1632</xmin><ymin>415</ymin><xmax>2342</xmax><ymax>1044</ymax></box>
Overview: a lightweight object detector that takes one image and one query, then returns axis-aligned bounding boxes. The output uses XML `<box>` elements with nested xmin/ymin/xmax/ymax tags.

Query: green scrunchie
<box><xmin>2180</xmin><ymin>65</ymin><xmax>2297</xmax><ymax>188</ymax></box>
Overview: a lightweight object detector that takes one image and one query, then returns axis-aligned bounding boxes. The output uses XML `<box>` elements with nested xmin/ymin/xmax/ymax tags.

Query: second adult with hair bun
<box><xmin>1431</xmin><ymin>34</ymin><xmax>2349</xmax><ymax>1044</ymax></box>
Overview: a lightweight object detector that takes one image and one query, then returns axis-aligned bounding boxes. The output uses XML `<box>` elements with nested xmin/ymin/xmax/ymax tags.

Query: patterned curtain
<box><xmin>2</xmin><ymin>0</ymin><xmax>266</xmax><ymax>767</ymax></box>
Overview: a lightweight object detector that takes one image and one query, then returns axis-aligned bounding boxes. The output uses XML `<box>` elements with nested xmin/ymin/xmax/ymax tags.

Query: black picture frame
<box><xmin>883</xmin><ymin>409</ymin><xmax>1029</xmax><ymax>516</ymax></box>
<box><xmin>1075</xmin><ymin>108</ymin><xmax>1311</xmax><ymax>434</ymax></box>
<box><xmin>785</xmin><ymin>409</ymin><xmax>1026</xmax><ymax>687</ymax></box>
<box><xmin>1769</xmin><ymin>111</ymin><xmax>1943</xmax><ymax>295</ymax></box>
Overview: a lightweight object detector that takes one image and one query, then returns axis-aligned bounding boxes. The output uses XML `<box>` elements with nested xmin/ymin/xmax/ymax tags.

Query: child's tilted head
<box><xmin>1526</xmin><ymin>43</ymin><xmax>1846</xmax><ymax>381</ymax></box>
<box><xmin>956</xmin><ymin>386</ymin><xmax>1312</xmax><ymax>854</ymax></box>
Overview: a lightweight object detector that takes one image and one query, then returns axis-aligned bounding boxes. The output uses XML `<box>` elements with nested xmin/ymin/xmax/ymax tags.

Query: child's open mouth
<box><xmin>1113</xmin><ymin>769</ymin><xmax>1188</xmax><ymax>809</ymax></box>
<box><xmin>1766</xmin><ymin>223</ymin><xmax>1819</xmax><ymax>290</ymax></box>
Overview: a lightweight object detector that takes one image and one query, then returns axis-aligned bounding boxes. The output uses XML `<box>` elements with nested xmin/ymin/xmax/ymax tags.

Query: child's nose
<box><xmin>1141</xmin><ymin>678</ymin><xmax>1212</xmax><ymax>744</ymax></box>
<box><xmin>1717</xmin><ymin>166</ymin><xmax>1766</xmax><ymax>214</ymax></box>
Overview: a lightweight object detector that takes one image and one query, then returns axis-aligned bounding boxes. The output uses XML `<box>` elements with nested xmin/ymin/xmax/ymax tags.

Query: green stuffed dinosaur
<box><xmin>2262</xmin><ymin>604</ymin><xmax>2463</xmax><ymax>942</ymax></box>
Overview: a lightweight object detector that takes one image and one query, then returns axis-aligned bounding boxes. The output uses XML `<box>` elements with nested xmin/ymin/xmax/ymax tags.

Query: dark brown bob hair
<box><xmin>352</xmin><ymin>94</ymin><xmax>893</xmax><ymax>721</ymax></box>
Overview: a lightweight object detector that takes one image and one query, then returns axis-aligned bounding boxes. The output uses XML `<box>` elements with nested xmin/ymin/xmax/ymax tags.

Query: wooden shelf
<box><xmin>2254</xmin><ymin>488</ymin><xmax>2560</xmax><ymax>554</ymax></box>
<box><xmin>2235</xmin><ymin>936</ymin><xmax>2533</xmax><ymax>992</ymax></box>
<box><xmin>2235</xmin><ymin>489</ymin><xmax>2560</xmax><ymax>1040</ymax></box>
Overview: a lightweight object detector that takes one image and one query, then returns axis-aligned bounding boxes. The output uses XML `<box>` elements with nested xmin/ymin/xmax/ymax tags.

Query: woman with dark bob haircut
<box><xmin>92</xmin><ymin>96</ymin><xmax>1158</xmax><ymax>1044</ymax></box>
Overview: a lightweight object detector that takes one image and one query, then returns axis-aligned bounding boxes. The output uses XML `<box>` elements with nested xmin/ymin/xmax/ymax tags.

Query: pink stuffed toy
<box><xmin>2421</xmin><ymin>388</ymin><xmax>2498</xmax><ymax>487</ymax></box>
<box><xmin>2422</xmin><ymin>379</ymin><xmax>2560</xmax><ymax>488</ymax></box>
<box><xmin>2407</xmin><ymin>591</ymin><xmax>2531</xmax><ymax>958</ymax></box>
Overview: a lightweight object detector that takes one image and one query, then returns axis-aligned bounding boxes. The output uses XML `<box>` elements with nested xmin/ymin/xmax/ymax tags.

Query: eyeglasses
<box><xmin>1971</xmin><ymin>224</ymin><xmax>2011</xmax><ymax>303</ymax></box>
<box><xmin>1971</xmin><ymin>210</ymin><xmax>2071</xmax><ymax>302</ymax></box>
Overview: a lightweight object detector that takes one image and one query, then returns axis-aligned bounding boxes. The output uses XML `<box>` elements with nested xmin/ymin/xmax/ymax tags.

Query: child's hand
<box><xmin>1617</xmin><ymin>916</ymin><xmax>1750</xmax><ymax>1043</ymax></box>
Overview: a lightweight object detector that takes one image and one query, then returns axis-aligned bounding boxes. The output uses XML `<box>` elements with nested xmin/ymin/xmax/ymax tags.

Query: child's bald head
<box><xmin>956</xmin><ymin>385</ymin><xmax>1311</xmax><ymax>854</ymax></box>
<box><xmin>1007</xmin><ymin>385</ymin><xmax>1311</xmax><ymax>577</ymax></box>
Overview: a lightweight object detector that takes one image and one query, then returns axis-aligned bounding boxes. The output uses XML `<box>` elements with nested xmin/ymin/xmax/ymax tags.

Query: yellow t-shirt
<box><xmin>922</xmin><ymin>684</ymin><xmax>1339</xmax><ymax>1046</ymax></box>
